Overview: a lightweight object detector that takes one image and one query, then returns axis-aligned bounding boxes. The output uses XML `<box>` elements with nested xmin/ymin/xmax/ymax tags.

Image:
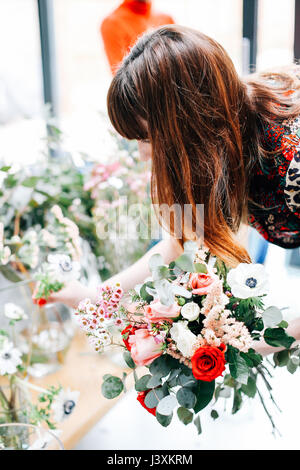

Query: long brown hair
<box><xmin>107</xmin><ymin>25</ymin><xmax>300</xmax><ymax>266</ymax></box>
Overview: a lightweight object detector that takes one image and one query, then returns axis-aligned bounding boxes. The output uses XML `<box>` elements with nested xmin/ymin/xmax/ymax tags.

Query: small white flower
<box><xmin>170</xmin><ymin>321</ymin><xmax>198</xmax><ymax>358</ymax></box>
<box><xmin>227</xmin><ymin>263</ymin><xmax>269</xmax><ymax>299</ymax></box>
<box><xmin>47</xmin><ymin>254</ymin><xmax>80</xmax><ymax>283</ymax></box>
<box><xmin>0</xmin><ymin>340</ymin><xmax>22</xmax><ymax>375</ymax></box>
<box><xmin>180</xmin><ymin>302</ymin><xmax>200</xmax><ymax>321</ymax></box>
<box><xmin>4</xmin><ymin>303</ymin><xmax>28</xmax><ymax>321</ymax></box>
<box><xmin>22</xmin><ymin>229</ymin><xmax>38</xmax><ymax>244</ymax></box>
<box><xmin>0</xmin><ymin>245</ymin><xmax>11</xmax><ymax>265</ymax></box>
<box><xmin>51</xmin><ymin>388</ymin><xmax>80</xmax><ymax>423</ymax></box>
<box><xmin>77</xmin><ymin>298</ymin><xmax>91</xmax><ymax>312</ymax></box>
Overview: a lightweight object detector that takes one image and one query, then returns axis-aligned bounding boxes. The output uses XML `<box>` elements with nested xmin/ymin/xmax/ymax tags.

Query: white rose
<box><xmin>170</xmin><ymin>321</ymin><xmax>198</xmax><ymax>358</ymax></box>
<box><xmin>180</xmin><ymin>302</ymin><xmax>200</xmax><ymax>321</ymax></box>
<box><xmin>227</xmin><ymin>263</ymin><xmax>269</xmax><ymax>299</ymax></box>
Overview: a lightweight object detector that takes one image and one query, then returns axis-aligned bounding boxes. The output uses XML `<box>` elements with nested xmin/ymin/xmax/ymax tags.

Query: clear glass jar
<box><xmin>18</xmin><ymin>303</ymin><xmax>75</xmax><ymax>378</ymax></box>
<box><xmin>0</xmin><ymin>423</ymin><xmax>64</xmax><ymax>450</ymax></box>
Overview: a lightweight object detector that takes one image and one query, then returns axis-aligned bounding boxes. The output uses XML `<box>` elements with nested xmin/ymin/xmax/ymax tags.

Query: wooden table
<box><xmin>31</xmin><ymin>330</ymin><xmax>128</xmax><ymax>450</ymax></box>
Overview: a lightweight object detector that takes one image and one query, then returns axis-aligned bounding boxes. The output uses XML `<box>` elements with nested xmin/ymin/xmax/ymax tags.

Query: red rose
<box><xmin>37</xmin><ymin>298</ymin><xmax>47</xmax><ymax>307</ymax></box>
<box><xmin>191</xmin><ymin>344</ymin><xmax>226</xmax><ymax>382</ymax></box>
<box><xmin>137</xmin><ymin>390</ymin><xmax>156</xmax><ymax>416</ymax></box>
<box><xmin>121</xmin><ymin>325</ymin><xmax>137</xmax><ymax>351</ymax></box>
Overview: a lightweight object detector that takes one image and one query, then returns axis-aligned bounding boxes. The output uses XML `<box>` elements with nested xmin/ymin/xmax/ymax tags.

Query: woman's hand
<box><xmin>32</xmin><ymin>280</ymin><xmax>97</xmax><ymax>310</ymax></box>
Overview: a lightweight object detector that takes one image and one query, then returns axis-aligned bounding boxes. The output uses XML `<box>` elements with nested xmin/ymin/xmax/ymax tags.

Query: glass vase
<box><xmin>18</xmin><ymin>303</ymin><xmax>74</xmax><ymax>378</ymax></box>
<box><xmin>0</xmin><ymin>423</ymin><xmax>64</xmax><ymax>450</ymax></box>
<box><xmin>0</xmin><ymin>379</ymin><xmax>31</xmax><ymax>425</ymax></box>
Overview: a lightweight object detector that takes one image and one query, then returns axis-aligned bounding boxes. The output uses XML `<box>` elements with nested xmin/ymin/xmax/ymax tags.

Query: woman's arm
<box><xmin>254</xmin><ymin>317</ymin><xmax>300</xmax><ymax>356</ymax></box>
<box><xmin>37</xmin><ymin>237</ymin><xmax>182</xmax><ymax>309</ymax></box>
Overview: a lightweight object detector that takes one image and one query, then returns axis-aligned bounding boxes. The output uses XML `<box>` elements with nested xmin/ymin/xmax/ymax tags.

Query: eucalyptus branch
<box><xmin>257</xmin><ymin>388</ymin><xmax>280</xmax><ymax>436</ymax></box>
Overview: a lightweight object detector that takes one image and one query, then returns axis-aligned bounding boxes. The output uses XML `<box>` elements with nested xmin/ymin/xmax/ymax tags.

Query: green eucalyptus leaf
<box><xmin>101</xmin><ymin>376</ymin><xmax>124</xmax><ymax>399</ymax></box>
<box><xmin>147</xmin><ymin>375</ymin><xmax>162</xmax><ymax>388</ymax></box>
<box><xmin>149</xmin><ymin>254</ymin><xmax>164</xmax><ymax>271</ymax></box>
<box><xmin>262</xmin><ymin>306</ymin><xmax>283</xmax><ymax>328</ymax></box>
<box><xmin>176</xmin><ymin>387</ymin><xmax>197</xmax><ymax>409</ymax></box>
<box><xmin>152</xmin><ymin>265</ymin><xmax>169</xmax><ymax>281</ymax></box>
<box><xmin>194</xmin><ymin>415</ymin><xmax>202</xmax><ymax>435</ymax></box>
<box><xmin>175</xmin><ymin>254</ymin><xmax>195</xmax><ymax>273</ymax></box>
<box><xmin>273</xmin><ymin>349</ymin><xmax>290</xmax><ymax>367</ymax></box>
<box><xmin>149</xmin><ymin>355</ymin><xmax>178</xmax><ymax>378</ymax></box>
<box><xmin>177</xmin><ymin>407</ymin><xmax>193</xmax><ymax>425</ymax></box>
<box><xmin>194</xmin><ymin>263</ymin><xmax>208</xmax><ymax>274</ymax></box>
<box><xmin>123</xmin><ymin>351</ymin><xmax>136</xmax><ymax>369</ymax></box>
<box><xmin>156</xmin><ymin>395</ymin><xmax>177</xmax><ymax>416</ymax></box>
<box><xmin>135</xmin><ymin>374</ymin><xmax>152</xmax><ymax>392</ymax></box>
<box><xmin>183</xmin><ymin>240</ymin><xmax>198</xmax><ymax>256</ymax></box>
<box><xmin>156</xmin><ymin>411</ymin><xmax>173</xmax><ymax>427</ymax></box>
<box><xmin>144</xmin><ymin>388</ymin><xmax>166</xmax><ymax>408</ymax></box>
<box><xmin>287</xmin><ymin>358</ymin><xmax>298</xmax><ymax>374</ymax></box>
<box><xmin>140</xmin><ymin>282</ymin><xmax>154</xmax><ymax>303</ymax></box>
<box><xmin>278</xmin><ymin>320</ymin><xmax>289</xmax><ymax>329</ymax></box>
<box><xmin>210</xmin><ymin>409</ymin><xmax>219</xmax><ymax>420</ymax></box>
<box><xmin>241</xmin><ymin>376</ymin><xmax>257</xmax><ymax>398</ymax></box>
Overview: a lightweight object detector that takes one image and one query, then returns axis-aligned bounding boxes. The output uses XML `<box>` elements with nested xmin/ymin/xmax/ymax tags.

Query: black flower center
<box><xmin>63</xmin><ymin>400</ymin><xmax>75</xmax><ymax>415</ymax></box>
<box><xmin>3</xmin><ymin>353</ymin><xmax>11</xmax><ymax>360</ymax></box>
<box><xmin>245</xmin><ymin>277</ymin><xmax>257</xmax><ymax>288</ymax></box>
<box><xmin>59</xmin><ymin>261</ymin><xmax>72</xmax><ymax>272</ymax></box>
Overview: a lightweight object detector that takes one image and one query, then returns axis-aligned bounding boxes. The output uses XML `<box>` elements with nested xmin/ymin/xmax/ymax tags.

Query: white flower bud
<box><xmin>180</xmin><ymin>302</ymin><xmax>200</xmax><ymax>321</ymax></box>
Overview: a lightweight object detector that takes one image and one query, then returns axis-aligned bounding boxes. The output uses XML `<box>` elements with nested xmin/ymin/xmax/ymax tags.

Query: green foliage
<box><xmin>232</xmin><ymin>388</ymin><xmax>243</xmax><ymax>414</ymax></box>
<box><xmin>176</xmin><ymin>387</ymin><xmax>197</xmax><ymax>409</ymax></box>
<box><xmin>177</xmin><ymin>407</ymin><xmax>194</xmax><ymax>425</ymax></box>
<box><xmin>175</xmin><ymin>254</ymin><xmax>195</xmax><ymax>273</ymax></box>
<box><xmin>193</xmin><ymin>380</ymin><xmax>215</xmax><ymax>413</ymax></box>
<box><xmin>273</xmin><ymin>349</ymin><xmax>290</xmax><ymax>367</ymax></box>
<box><xmin>210</xmin><ymin>409</ymin><xmax>219</xmax><ymax>420</ymax></box>
<box><xmin>241</xmin><ymin>376</ymin><xmax>257</xmax><ymax>398</ymax></box>
<box><xmin>194</xmin><ymin>263</ymin><xmax>208</xmax><ymax>273</ymax></box>
<box><xmin>149</xmin><ymin>355</ymin><xmax>179</xmax><ymax>378</ymax></box>
<box><xmin>135</xmin><ymin>375</ymin><xmax>152</xmax><ymax>392</ymax></box>
<box><xmin>101</xmin><ymin>376</ymin><xmax>124</xmax><ymax>399</ymax></box>
<box><xmin>123</xmin><ymin>351</ymin><xmax>136</xmax><ymax>369</ymax></box>
<box><xmin>156</xmin><ymin>412</ymin><xmax>173</xmax><ymax>427</ymax></box>
<box><xmin>194</xmin><ymin>415</ymin><xmax>202</xmax><ymax>434</ymax></box>
<box><xmin>264</xmin><ymin>328</ymin><xmax>295</xmax><ymax>349</ymax></box>
<box><xmin>226</xmin><ymin>346</ymin><xmax>249</xmax><ymax>385</ymax></box>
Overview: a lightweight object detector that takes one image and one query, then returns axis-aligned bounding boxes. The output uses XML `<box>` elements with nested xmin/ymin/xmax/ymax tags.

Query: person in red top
<box><xmin>100</xmin><ymin>0</ymin><xmax>174</xmax><ymax>74</ymax></box>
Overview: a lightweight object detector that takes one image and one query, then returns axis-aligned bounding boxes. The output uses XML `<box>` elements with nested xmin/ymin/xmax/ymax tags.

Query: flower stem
<box><xmin>14</xmin><ymin>377</ymin><xmax>50</xmax><ymax>396</ymax></box>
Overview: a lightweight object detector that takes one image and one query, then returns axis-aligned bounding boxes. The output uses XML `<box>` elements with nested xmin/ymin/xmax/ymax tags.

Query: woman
<box><xmin>38</xmin><ymin>26</ymin><xmax>300</xmax><ymax>353</ymax></box>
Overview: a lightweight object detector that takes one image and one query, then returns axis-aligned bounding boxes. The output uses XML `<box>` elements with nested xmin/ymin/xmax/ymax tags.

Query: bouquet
<box><xmin>75</xmin><ymin>241</ymin><xmax>299</xmax><ymax>434</ymax></box>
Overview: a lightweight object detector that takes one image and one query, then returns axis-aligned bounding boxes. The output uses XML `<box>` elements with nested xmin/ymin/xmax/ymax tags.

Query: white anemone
<box><xmin>227</xmin><ymin>263</ymin><xmax>269</xmax><ymax>299</ymax></box>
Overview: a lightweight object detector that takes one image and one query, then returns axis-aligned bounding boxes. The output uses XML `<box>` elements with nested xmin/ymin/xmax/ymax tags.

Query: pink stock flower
<box><xmin>129</xmin><ymin>329</ymin><xmax>163</xmax><ymax>367</ymax></box>
<box><xmin>145</xmin><ymin>300</ymin><xmax>181</xmax><ymax>323</ymax></box>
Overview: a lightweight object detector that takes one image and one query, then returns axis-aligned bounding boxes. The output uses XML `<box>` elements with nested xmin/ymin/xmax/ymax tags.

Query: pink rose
<box><xmin>189</xmin><ymin>272</ymin><xmax>217</xmax><ymax>295</ymax></box>
<box><xmin>129</xmin><ymin>329</ymin><xmax>163</xmax><ymax>367</ymax></box>
<box><xmin>145</xmin><ymin>300</ymin><xmax>181</xmax><ymax>323</ymax></box>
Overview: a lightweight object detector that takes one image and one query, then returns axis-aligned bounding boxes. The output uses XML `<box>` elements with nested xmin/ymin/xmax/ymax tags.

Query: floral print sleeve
<box><xmin>283</xmin><ymin>116</ymin><xmax>300</xmax><ymax>213</ymax></box>
<box><xmin>248</xmin><ymin>113</ymin><xmax>300</xmax><ymax>248</ymax></box>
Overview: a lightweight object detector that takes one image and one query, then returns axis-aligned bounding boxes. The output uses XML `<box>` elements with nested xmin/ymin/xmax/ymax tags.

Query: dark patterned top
<box><xmin>248</xmin><ymin>113</ymin><xmax>300</xmax><ymax>248</ymax></box>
